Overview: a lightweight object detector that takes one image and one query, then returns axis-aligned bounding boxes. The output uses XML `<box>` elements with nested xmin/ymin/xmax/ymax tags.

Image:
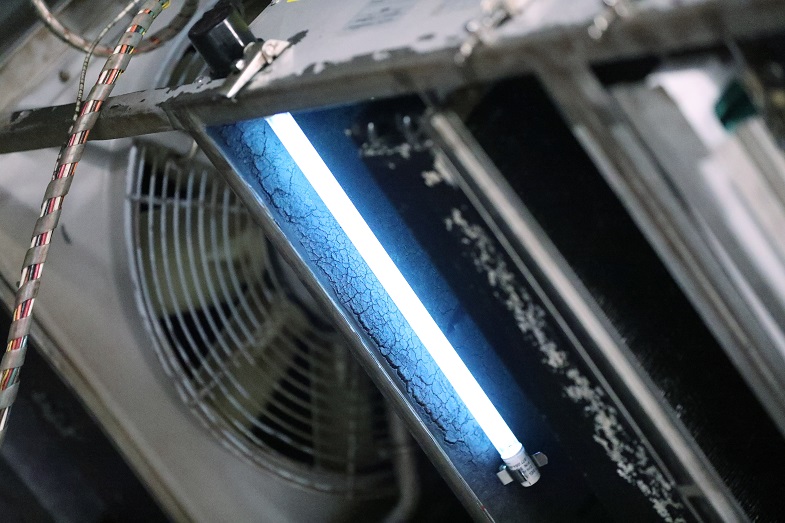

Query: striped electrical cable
<box><xmin>0</xmin><ymin>0</ymin><xmax>171</xmax><ymax>444</ymax></box>
<box><xmin>74</xmin><ymin>0</ymin><xmax>149</xmax><ymax>125</ymax></box>
<box><xmin>31</xmin><ymin>0</ymin><xmax>198</xmax><ymax>57</ymax></box>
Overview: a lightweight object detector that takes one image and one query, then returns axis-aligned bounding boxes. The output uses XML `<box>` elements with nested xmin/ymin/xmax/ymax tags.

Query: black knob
<box><xmin>188</xmin><ymin>1</ymin><xmax>257</xmax><ymax>79</ymax></box>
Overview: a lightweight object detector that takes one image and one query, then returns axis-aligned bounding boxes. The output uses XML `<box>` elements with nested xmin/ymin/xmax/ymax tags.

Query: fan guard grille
<box><xmin>126</xmin><ymin>141</ymin><xmax>397</xmax><ymax>496</ymax></box>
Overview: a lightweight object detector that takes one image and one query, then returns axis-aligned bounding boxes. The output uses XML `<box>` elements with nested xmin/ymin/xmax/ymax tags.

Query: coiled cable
<box><xmin>0</xmin><ymin>0</ymin><xmax>172</xmax><ymax>444</ymax></box>
<box><xmin>32</xmin><ymin>0</ymin><xmax>197</xmax><ymax>57</ymax></box>
<box><xmin>74</xmin><ymin>0</ymin><xmax>146</xmax><ymax>118</ymax></box>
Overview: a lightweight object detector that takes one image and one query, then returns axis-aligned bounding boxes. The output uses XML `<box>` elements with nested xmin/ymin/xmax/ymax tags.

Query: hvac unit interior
<box><xmin>0</xmin><ymin>0</ymin><xmax>784</xmax><ymax>521</ymax></box>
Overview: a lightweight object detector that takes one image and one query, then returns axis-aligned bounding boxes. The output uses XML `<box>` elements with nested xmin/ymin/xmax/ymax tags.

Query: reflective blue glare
<box><xmin>265</xmin><ymin>112</ymin><xmax>522</xmax><ymax>460</ymax></box>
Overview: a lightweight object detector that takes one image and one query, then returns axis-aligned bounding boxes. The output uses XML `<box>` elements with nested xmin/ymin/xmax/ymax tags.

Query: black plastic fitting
<box><xmin>188</xmin><ymin>1</ymin><xmax>257</xmax><ymax>79</ymax></box>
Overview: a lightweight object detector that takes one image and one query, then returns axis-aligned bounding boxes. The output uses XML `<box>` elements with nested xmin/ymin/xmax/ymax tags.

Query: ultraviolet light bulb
<box><xmin>265</xmin><ymin>112</ymin><xmax>540</xmax><ymax>486</ymax></box>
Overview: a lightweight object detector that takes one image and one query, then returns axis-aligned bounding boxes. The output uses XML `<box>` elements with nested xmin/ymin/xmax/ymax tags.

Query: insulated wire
<box><xmin>0</xmin><ymin>0</ymin><xmax>171</xmax><ymax>444</ymax></box>
<box><xmin>75</xmin><ymin>0</ymin><xmax>146</xmax><ymax>121</ymax></box>
<box><xmin>31</xmin><ymin>0</ymin><xmax>198</xmax><ymax>57</ymax></box>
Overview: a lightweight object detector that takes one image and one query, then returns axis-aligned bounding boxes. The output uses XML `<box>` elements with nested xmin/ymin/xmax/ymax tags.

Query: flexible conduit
<box><xmin>0</xmin><ymin>0</ymin><xmax>171</xmax><ymax>444</ymax></box>
<box><xmin>32</xmin><ymin>0</ymin><xmax>198</xmax><ymax>56</ymax></box>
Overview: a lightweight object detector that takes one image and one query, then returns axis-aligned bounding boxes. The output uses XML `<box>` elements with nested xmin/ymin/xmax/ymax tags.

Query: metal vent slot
<box><xmin>127</xmin><ymin>142</ymin><xmax>397</xmax><ymax>497</ymax></box>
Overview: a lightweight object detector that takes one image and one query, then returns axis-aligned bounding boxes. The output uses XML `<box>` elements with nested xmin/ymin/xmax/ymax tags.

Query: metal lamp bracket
<box><xmin>497</xmin><ymin>451</ymin><xmax>548</xmax><ymax>487</ymax></box>
<box><xmin>221</xmin><ymin>39</ymin><xmax>291</xmax><ymax>99</ymax></box>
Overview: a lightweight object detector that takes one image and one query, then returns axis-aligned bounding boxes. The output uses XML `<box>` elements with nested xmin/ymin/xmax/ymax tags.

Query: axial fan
<box><xmin>127</xmin><ymin>140</ymin><xmax>397</xmax><ymax>496</ymax></box>
<box><xmin>125</xmin><ymin>43</ymin><xmax>399</xmax><ymax>497</ymax></box>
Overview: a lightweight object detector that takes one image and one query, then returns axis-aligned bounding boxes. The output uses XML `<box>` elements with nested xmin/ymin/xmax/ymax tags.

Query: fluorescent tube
<box><xmin>266</xmin><ymin>112</ymin><xmax>539</xmax><ymax>483</ymax></box>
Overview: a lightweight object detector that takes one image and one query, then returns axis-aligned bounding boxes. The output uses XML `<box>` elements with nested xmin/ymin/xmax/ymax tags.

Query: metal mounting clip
<box><xmin>497</xmin><ymin>451</ymin><xmax>548</xmax><ymax>487</ymax></box>
<box><xmin>457</xmin><ymin>0</ymin><xmax>529</xmax><ymax>63</ymax></box>
<box><xmin>587</xmin><ymin>0</ymin><xmax>635</xmax><ymax>40</ymax></box>
<box><xmin>221</xmin><ymin>39</ymin><xmax>291</xmax><ymax>99</ymax></box>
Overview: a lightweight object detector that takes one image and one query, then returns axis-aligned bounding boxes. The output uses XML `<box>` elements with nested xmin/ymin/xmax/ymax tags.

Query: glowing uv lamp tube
<box><xmin>266</xmin><ymin>112</ymin><xmax>541</xmax><ymax>487</ymax></box>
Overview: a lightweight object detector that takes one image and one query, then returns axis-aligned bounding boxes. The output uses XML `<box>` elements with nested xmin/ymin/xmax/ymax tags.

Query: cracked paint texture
<box><xmin>207</xmin><ymin>118</ymin><xmax>490</xmax><ymax>459</ymax></box>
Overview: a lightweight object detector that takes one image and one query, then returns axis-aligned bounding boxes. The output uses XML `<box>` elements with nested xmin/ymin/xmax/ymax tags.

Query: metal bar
<box><xmin>1</xmin><ymin>0</ymin><xmax>784</xmax><ymax>154</ymax></box>
<box><xmin>0</xmin><ymin>86</ymin><xmax>181</xmax><ymax>154</ymax></box>
<box><xmin>611</xmin><ymin>85</ymin><xmax>785</xmax><ymax>390</ymax></box>
<box><xmin>170</xmin><ymin>0</ymin><xmax>785</xmax><ymax>133</ymax></box>
<box><xmin>425</xmin><ymin>108</ymin><xmax>746</xmax><ymax>522</ymax></box>
<box><xmin>533</xmin><ymin>59</ymin><xmax>785</xmax><ymax>438</ymax></box>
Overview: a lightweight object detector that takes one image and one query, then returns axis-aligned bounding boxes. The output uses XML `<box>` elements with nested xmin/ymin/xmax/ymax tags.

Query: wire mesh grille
<box><xmin>126</xmin><ymin>140</ymin><xmax>397</xmax><ymax>496</ymax></box>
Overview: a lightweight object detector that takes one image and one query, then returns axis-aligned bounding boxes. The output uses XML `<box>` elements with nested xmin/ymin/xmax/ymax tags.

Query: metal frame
<box><xmin>533</xmin><ymin>60</ymin><xmax>785</xmax><ymax>436</ymax></box>
<box><xmin>173</xmin><ymin>110</ymin><xmax>490</xmax><ymax>521</ymax></box>
<box><xmin>1</xmin><ymin>0</ymin><xmax>785</xmax><ymax>520</ymax></box>
<box><xmin>425</xmin><ymin>109</ymin><xmax>746</xmax><ymax>520</ymax></box>
<box><xmin>1</xmin><ymin>0</ymin><xmax>785</xmax><ymax>153</ymax></box>
<box><xmin>609</xmin><ymin>80</ymin><xmax>785</xmax><ymax>435</ymax></box>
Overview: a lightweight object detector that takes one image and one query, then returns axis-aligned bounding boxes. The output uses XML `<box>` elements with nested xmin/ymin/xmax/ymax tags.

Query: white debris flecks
<box><xmin>444</xmin><ymin>208</ymin><xmax>685</xmax><ymax>523</ymax></box>
<box><xmin>422</xmin><ymin>170</ymin><xmax>443</xmax><ymax>187</ymax></box>
<box><xmin>360</xmin><ymin>141</ymin><xmax>414</xmax><ymax>159</ymax></box>
<box><xmin>422</xmin><ymin>152</ymin><xmax>457</xmax><ymax>187</ymax></box>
